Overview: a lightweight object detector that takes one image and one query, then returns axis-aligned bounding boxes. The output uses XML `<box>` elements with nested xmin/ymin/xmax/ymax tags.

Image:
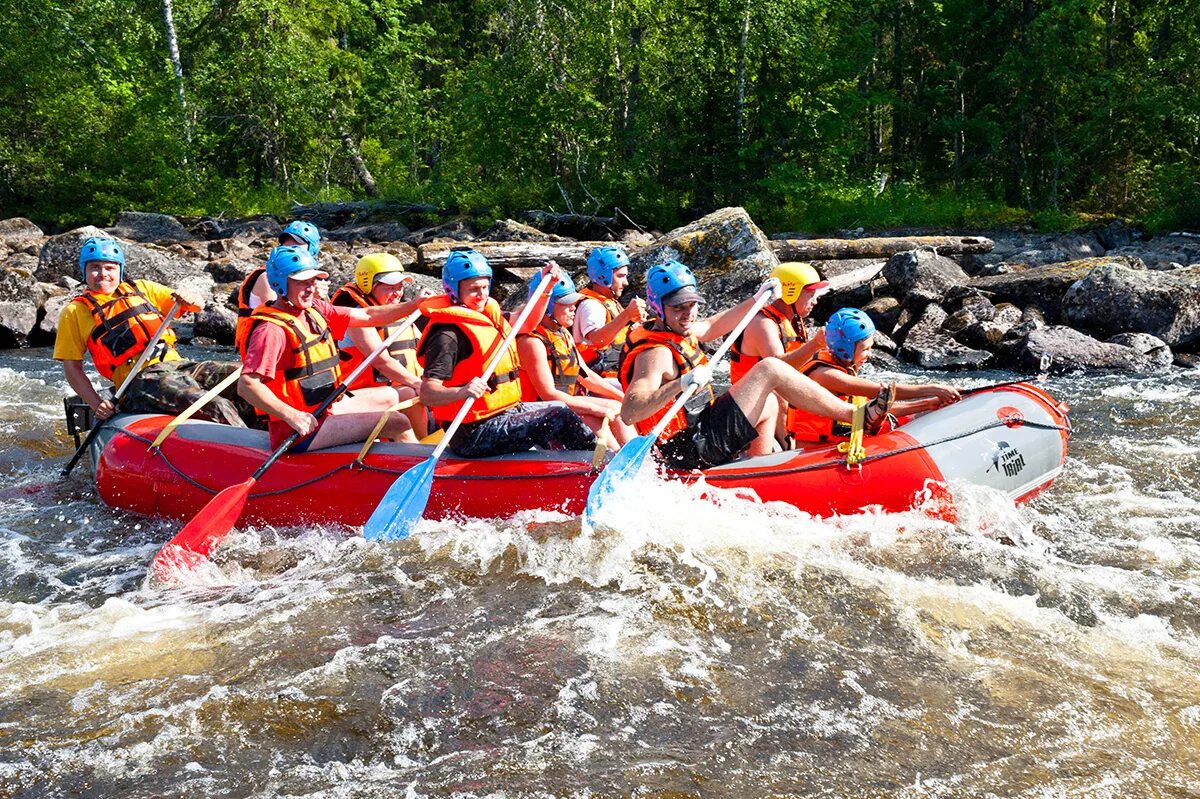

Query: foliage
<box><xmin>2</xmin><ymin>0</ymin><xmax>1200</xmax><ymax>233</ymax></box>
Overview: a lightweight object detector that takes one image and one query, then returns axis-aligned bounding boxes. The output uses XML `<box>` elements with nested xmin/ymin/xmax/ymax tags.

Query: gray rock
<box><xmin>942</xmin><ymin>307</ymin><xmax>977</xmax><ymax>336</ymax></box>
<box><xmin>862</xmin><ymin>296</ymin><xmax>902</xmax><ymax>335</ymax></box>
<box><xmin>1174</xmin><ymin>352</ymin><xmax>1200</xmax><ymax>369</ymax></box>
<box><xmin>882</xmin><ymin>248</ymin><xmax>969</xmax><ymax>298</ymax></box>
<box><xmin>1107</xmin><ymin>332</ymin><xmax>1173</xmax><ymax>368</ymax></box>
<box><xmin>1062</xmin><ymin>263</ymin><xmax>1200</xmax><ymax>346</ymax></box>
<box><xmin>0</xmin><ymin>301</ymin><xmax>36</xmax><ymax>348</ymax></box>
<box><xmin>0</xmin><ymin>266</ymin><xmax>36</xmax><ymax>304</ymax></box>
<box><xmin>207</xmin><ymin>238</ymin><xmax>257</xmax><ymax>260</ymax></box>
<box><xmin>478</xmin><ymin>219</ymin><xmax>565</xmax><ymax>242</ymax></box>
<box><xmin>193</xmin><ymin>303</ymin><xmax>238</xmax><ymax>346</ymax></box>
<box><xmin>1094</xmin><ymin>220</ymin><xmax>1147</xmax><ymax>251</ymax></box>
<box><xmin>325</xmin><ymin>222</ymin><xmax>413</xmax><ymax>243</ymax></box>
<box><xmin>898</xmin><ymin>303</ymin><xmax>993</xmax><ymax>369</ymax></box>
<box><xmin>205</xmin><ymin>258</ymin><xmax>259</xmax><ymax>284</ymax></box>
<box><xmin>36</xmin><ymin>294</ymin><xmax>73</xmax><ymax>341</ymax></box>
<box><xmin>1005</xmin><ymin>232</ymin><xmax>1106</xmax><ymax>266</ymax></box>
<box><xmin>107</xmin><ymin>211</ymin><xmax>190</xmax><ymax>243</ymax></box>
<box><xmin>0</xmin><ymin>217</ymin><xmax>44</xmax><ymax>244</ymax></box>
<box><xmin>619</xmin><ymin>230</ymin><xmax>657</xmax><ymax>248</ymax></box>
<box><xmin>222</xmin><ymin>216</ymin><xmax>284</xmax><ymax>240</ymax></box>
<box><xmin>969</xmin><ymin>256</ymin><xmax>1145</xmax><ymax>322</ymax></box>
<box><xmin>407</xmin><ymin>218</ymin><xmax>475</xmax><ymax>245</ymax></box>
<box><xmin>37</xmin><ymin>227</ymin><xmax>213</xmax><ymax>295</ymax></box>
<box><xmin>1008</xmin><ymin>325</ymin><xmax>1162</xmax><ymax>374</ymax></box>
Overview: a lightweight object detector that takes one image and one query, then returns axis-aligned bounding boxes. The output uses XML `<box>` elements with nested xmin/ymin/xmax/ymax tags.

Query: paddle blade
<box><xmin>582</xmin><ymin>433</ymin><xmax>655</xmax><ymax>526</ymax></box>
<box><xmin>150</xmin><ymin>477</ymin><xmax>255</xmax><ymax>583</ymax></box>
<box><xmin>363</xmin><ymin>455</ymin><xmax>437</xmax><ymax>541</ymax></box>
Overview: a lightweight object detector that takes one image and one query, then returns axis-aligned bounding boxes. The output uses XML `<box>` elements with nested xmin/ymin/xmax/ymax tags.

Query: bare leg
<box><xmin>395</xmin><ymin>384</ymin><xmax>429</xmax><ymax>439</ymax></box>
<box><xmin>746</xmin><ymin>395</ymin><xmax>777</xmax><ymax>457</ymax></box>
<box><xmin>728</xmin><ymin>359</ymin><xmax>854</xmax><ymax>428</ymax></box>
<box><xmin>308</xmin><ymin>387</ymin><xmax>416</xmax><ymax>449</ymax></box>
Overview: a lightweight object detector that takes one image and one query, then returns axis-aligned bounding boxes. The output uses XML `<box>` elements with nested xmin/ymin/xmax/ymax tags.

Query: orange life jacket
<box><xmin>234</xmin><ymin>267</ymin><xmax>267</xmax><ymax>352</ymax></box>
<box><xmin>617</xmin><ymin>322</ymin><xmax>715</xmax><ymax>440</ymax></box>
<box><xmin>331</xmin><ymin>283</ymin><xmax>422</xmax><ymax>391</ymax></box>
<box><xmin>519</xmin><ymin>321</ymin><xmax>580</xmax><ymax>400</ymax></box>
<box><xmin>417</xmin><ymin>296</ymin><xmax>522</xmax><ymax>425</ymax></box>
<box><xmin>576</xmin><ymin>285</ymin><xmax>628</xmax><ymax>378</ymax></box>
<box><xmin>238</xmin><ymin>303</ymin><xmax>342</xmax><ymax>416</ymax></box>
<box><xmin>71</xmin><ymin>282</ymin><xmax>178</xmax><ymax>380</ymax></box>
<box><xmin>787</xmin><ymin>349</ymin><xmax>857</xmax><ymax>442</ymax></box>
<box><xmin>728</xmin><ymin>304</ymin><xmax>807</xmax><ymax>384</ymax></box>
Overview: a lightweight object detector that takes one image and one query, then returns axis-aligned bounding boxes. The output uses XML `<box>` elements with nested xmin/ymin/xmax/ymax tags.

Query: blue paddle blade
<box><xmin>364</xmin><ymin>455</ymin><xmax>438</xmax><ymax>540</ymax></box>
<box><xmin>582</xmin><ymin>433</ymin><xmax>655</xmax><ymax>527</ymax></box>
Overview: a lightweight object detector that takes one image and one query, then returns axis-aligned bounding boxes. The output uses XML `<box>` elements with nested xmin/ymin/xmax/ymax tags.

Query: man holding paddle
<box><xmin>237</xmin><ymin>245</ymin><xmax>427</xmax><ymax>452</ymax></box>
<box><xmin>618</xmin><ymin>260</ymin><xmax>892</xmax><ymax>471</ymax></box>
<box><xmin>55</xmin><ymin>236</ymin><xmax>249</xmax><ymax>427</ymax></box>
<box><xmin>415</xmin><ymin>249</ymin><xmax>597</xmax><ymax>458</ymax></box>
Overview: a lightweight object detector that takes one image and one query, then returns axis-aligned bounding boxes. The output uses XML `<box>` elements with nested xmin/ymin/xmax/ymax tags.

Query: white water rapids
<box><xmin>1</xmin><ymin>348</ymin><xmax>1199</xmax><ymax>798</ymax></box>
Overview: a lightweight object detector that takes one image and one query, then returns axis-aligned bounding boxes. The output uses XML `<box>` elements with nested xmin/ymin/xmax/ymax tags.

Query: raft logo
<box><xmin>997</xmin><ymin>405</ymin><xmax>1025</xmax><ymax>428</ymax></box>
<box><xmin>988</xmin><ymin>440</ymin><xmax>1026</xmax><ymax>478</ymax></box>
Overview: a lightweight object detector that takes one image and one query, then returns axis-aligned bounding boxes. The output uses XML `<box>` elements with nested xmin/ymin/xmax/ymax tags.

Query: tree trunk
<box><xmin>160</xmin><ymin>0</ymin><xmax>190</xmax><ymax>143</ymax></box>
<box><xmin>418</xmin><ymin>241</ymin><xmax>615</xmax><ymax>274</ymax></box>
<box><xmin>735</xmin><ymin>0</ymin><xmax>750</xmax><ymax>146</ymax></box>
<box><xmin>340</xmin><ymin>129</ymin><xmax>379</xmax><ymax>197</ymax></box>
<box><xmin>770</xmin><ymin>236</ymin><xmax>994</xmax><ymax>261</ymax></box>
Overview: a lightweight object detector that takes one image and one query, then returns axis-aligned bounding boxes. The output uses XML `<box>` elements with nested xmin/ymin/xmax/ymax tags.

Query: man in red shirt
<box><xmin>238</xmin><ymin>246</ymin><xmax>427</xmax><ymax>452</ymax></box>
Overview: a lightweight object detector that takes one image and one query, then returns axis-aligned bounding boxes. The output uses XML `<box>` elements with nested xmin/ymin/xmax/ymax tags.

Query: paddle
<box><xmin>61</xmin><ymin>300</ymin><xmax>182</xmax><ymax>477</ymax></box>
<box><xmin>149</xmin><ymin>365</ymin><xmax>243</xmax><ymax>449</ymax></box>
<box><xmin>150</xmin><ymin>309</ymin><xmax>423</xmax><ymax>581</ymax></box>
<box><xmin>582</xmin><ymin>280</ymin><xmax>780</xmax><ymax>526</ymax></box>
<box><xmin>363</xmin><ymin>271</ymin><xmax>558</xmax><ymax>541</ymax></box>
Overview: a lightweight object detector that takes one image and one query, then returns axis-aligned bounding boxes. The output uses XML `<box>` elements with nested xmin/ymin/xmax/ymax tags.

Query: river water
<box><xmin>1</xmin><ymin>345</ymin><xmax>1198</xmax><ymax>798</ymax></box>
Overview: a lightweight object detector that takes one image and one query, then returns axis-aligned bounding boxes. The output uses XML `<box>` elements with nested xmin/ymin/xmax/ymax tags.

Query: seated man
<box><xmin>516</xmin><ymin>272</ymin><xmax>636</xmax><ymax>450</ymax></box>
<box><xmin>237</xmin><ymin>246</ymin><xmax>424</xmax><ymax>452</ymax></box>
<box><xmin>332</xmin><ymin>253</ymin><xmax>433</xmax><ymax>440</ymax></box>
<box><xmin>788</xmin><ymin>308</ymin><xmax>961</xmax><ymax>443</ymax></box>
<box><xmin>573</xmin><ymin>245</ymin><xmax>645</xmax><ymax>380</ymax></box>
<box><xmin>618</xmin><ymin>260</ymin><xmax>890</xmax><ymax>472</ymax></box>
<box><xmin>56</xmin><ymin>236</ymin><xmax>249</xmax><ymax>427</ymax></box>
<box><xmin>235</xmin><ymin>220</ymin><xmax>322</xmax><ymax>350</ymax></box>
<box><xmin>416</xmin><ymin>249</ymin><xmax>597</xmax><ymax>458</ymax></box>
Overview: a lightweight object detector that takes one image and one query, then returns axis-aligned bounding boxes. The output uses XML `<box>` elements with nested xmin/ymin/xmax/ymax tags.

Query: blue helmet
<box><xmin>586</xmin><ymin>245</ymin><xmax>630</xmax><ymax>287</ymax></box>
<box><xmin>825</xmin><ymin>308</ymin><xmax>876</xmax><ymax>362</ymax></box>
<box><xmin>79</xmin><ymin>237</ymin><xmax>125</xmax><ymax>280</ymax></box>
<box><xmin>645</xmin><ymin>260</ymin><xmax>698</xmax><ymax>317</ymax></box>
<box><xmin>281</xmin><ymin>220</ymin><xmax>321</xmax><ymax>256</ymax></box>
<box><xmin>527</xmin><ymin>271</ymin><xmax>584</xmax><ymax>313</ymax></box>
<box><xmin>265</xmin><ymin>245</ymin><xmax>325</xmax><ymax>296</ymax></box>
<box><xmin>442</xmin><ymin>249</ymin><xmax>492</xmax><ymax>302</ymax></box>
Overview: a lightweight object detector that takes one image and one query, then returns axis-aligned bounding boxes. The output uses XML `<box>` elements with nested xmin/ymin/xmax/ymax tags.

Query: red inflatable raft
<box><xmin>87</xmin><ymin>382</ymin><xmax>1070</xmax><ymax>527</ymax></box>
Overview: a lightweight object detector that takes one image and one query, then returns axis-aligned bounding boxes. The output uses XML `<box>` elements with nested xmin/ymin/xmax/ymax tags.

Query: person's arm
<box><xmin>346</xmin><ymin>326</ymin><xmax>421</xmax><ymax>390</ymax></box>
<box><xmin>417</xmin><ymin>328</ymin><xmax>487</xmax><ymax>407</ymax></box>
<box><xmin>518</xmin><ymin>262</ymin><xmax>561</xmax><ymax>334</ymax></box>
<box><xmin>620</xmin><ymin>346</ymin><xmax>685</xmax><ymax>425</ymax></box>
<box><xmin>738</xmin><ymin>315</ymin><xmax>786</xmax><ymax>360</ymax></box>
<box><xmin>693</xmin><ymin>278</ymin><xmax>781</xmax><ymax>342</ymax></box>
<box><xmin>346</xmin><ymin>293</ymin><xmax>432</xmax><ymax>328</ymax></box>
<box><xmin>780</xmin><ymin>329</ymin><xmax>826</xmax><ymax>369</ymax></box>
<box><xmin>62</xmin><ymin>359</ymin><xmax>114</xmax><ymax>419</ymax></box>
<box><xmin>238</xmin><ymin>372</ymin><xmax>317</xmax><ymax>436</ymax></box>
<box><xmin>578</xmin><ymin>298</ymin><xmax>644</xmax><ymax>350</ymax></box>
<box><xmin>250</xmin><ymin>272</ymin><xmax>275</xmax><ymax>306</ymax></box>
<box><xmin>577</xmin><ymin>362</ymin><xmax>623</xmax><ymax>401</ymax></box>
<box><xmin>894</xmin><ymin>382</ymin><xmax>961</xmax><ymax>405</ymax></box>
<box><xmin>516</xmin><ymin>336</ymin><xmax>615</xmax><ymax>416</ymax></box>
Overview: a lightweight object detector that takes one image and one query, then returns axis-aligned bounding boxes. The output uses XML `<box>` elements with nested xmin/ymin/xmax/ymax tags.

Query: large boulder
<box><xmin>407</xmin><ymin>218</ymin><xmax>475</xmax><ymax>245</ymax></box>
<box><xmin>882</xmin><ymin>248</ymin><xmax>970</xmax><ymax>298</ymax></box>
<box><xmin>0</xmin><ymin>267</ymin><xmax>38</xmax><ymax>348</ymax></box>
<box><xmin>0</xmin><ymin>217</ymin><xmax>44</xmax><ymax>246</ymax></box>
<box><xmin>106</xmin><ymin>211</ymin><xmax>191</xmax><ymax>243</ymax></box>
<box><xmin>1005</xmin><ymin>325</ymin><xmax>1164</xmax><ymax>374</ymax></box>
<box><xmin>35</xmin><ymin>293</ymin><xmax>74</xmax><ymax>343</ymax></box>
<box><xmin>630</xmin><ymin>207</ymin><xmax>778</xmax><ymax>308</ymax></box>
<box><xmin>969</xmin><ymin>256</ymin><xmax>1145</xmax><ymax>323</ymax></box>
<box><xmin>193</xmin><ymin>303</ymin><xmax>237</xmax><ymax>345</ymax></box>
<box><xmin>37</xmin><ymin>226</ymin><xmax>211</xmax><ymax>289</ymax></box>
<box><xmin>897</xmin><ymin>304</ymin><xmax>993</xmax><ymax>370</ymax></box>
<box><xmin>1107</xmin><ymin>333</ymin><xmax>1173</xmax><ymax>369</ymax></box>
<box><xmin>1003</xmin><ymin>231</ymin><xmax>1106</xmax><ymax>267</ymax></box>
<box><xmin>1062</xmin><ymin>263</ymin><xmax>1200</xmax><ymax>347</ymax></box>
<box><xmin>479</xmin><ymin>219</ymin><xmax>566</xmax><ymax>242</ymax></box>
<box><xmin>324</xmin><ymin>221</ymin><xmax>412</xmax><ymax>243</ymax></box>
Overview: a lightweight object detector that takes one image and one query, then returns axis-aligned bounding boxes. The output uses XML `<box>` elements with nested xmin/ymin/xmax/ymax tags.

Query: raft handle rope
<box><xmin>123</xmin><ymin>412</ymin><xmax>1070</xmax><ymax>498</ymax></box>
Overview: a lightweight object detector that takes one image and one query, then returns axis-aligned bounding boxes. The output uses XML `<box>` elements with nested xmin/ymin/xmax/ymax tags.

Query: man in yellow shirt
<box><xmin>55</xmin><ymin>236</ymin><xmax>248</xmax><ymax>426</ymax></box>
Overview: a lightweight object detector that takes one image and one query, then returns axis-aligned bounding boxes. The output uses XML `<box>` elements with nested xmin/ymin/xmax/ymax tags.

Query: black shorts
<box><xmin>655</xmin><ymin>392</ymin><xmax>758</xmax><ymax>471</ymax></box>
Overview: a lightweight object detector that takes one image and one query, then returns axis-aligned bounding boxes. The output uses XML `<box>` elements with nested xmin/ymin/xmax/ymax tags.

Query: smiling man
<box><xmin>55</xmin><ymin>236</ymin><xmax>249</xmax><ymax>427</ymax></box>
<box><xmin>237</xmin><ymin>246</ymin><xmax>426</xmax><ymax>452</ymax></box>
<box><xmin>618</xmin><ymin>260</ymin><xmax>890</xmax><ymax>472</ymax></box>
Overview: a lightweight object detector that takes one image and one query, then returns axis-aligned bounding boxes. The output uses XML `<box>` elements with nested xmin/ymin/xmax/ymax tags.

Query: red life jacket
<box><xmin>71</xmin><ymin>281</ymin><xmax>177</xmax><ymax>380</ymax></box>
<box><xmin>330</xmin><ymin>283</ymin><xmax>422</xmax><ymax>391</ymax></box>
<box><xmin>728</xmin><ymin>303</ymin><xmax>807</xmax><ymax>384</ymax></box>
<box><xmin>238</xmin><ymin>304</ymin><xmax>341</xmax><ymax>416</ymax></box>
<box><xmin>787</xmin><ymin>349</ymin><xmax>857</xmax><ymax>442</ymax></box>
<box><xmin>617</xmin><ymin>322</ymin><xmax>715</xmax><ymax>440</ymax></box>
<box><xmin>519</xmin><ymin>321</ymin><xmax>580</xmax><ymax>400</ymax></box>
<box><xmin>417</xmin><ymin>296</ymin><xmax>522</xmax><ymax>425</ymax></box>
<box><xmin>234</xmin><ymin>267</ymin><xmax>267</xmax><ymax>352</ymax></box>
<box><xmin>576</xmin><ymin>285</ymin><xmax>628</xmax><ymax>378</ymax></box>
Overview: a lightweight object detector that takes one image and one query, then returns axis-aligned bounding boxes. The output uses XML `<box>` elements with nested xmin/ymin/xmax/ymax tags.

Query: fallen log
<box><xmin>770</xmin><ymin>235</ymin><xmax>994</xmax><ymax>261</ymax></box>
<box><xmin>417</xmin><ymin>241</ymin><xmax>613</xmax><ymax>274</ymax></box>
<box><xmin>517</xmin><ymin>211</ymin><xmax>619</xmax><ymax>238</ymax></box>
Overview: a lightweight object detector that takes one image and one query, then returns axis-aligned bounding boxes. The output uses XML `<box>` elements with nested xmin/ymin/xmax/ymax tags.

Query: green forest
<box><xmin>3</xmin><ymin>0</ymin><xmax>1199</xmax><ymax>232</ymax></box>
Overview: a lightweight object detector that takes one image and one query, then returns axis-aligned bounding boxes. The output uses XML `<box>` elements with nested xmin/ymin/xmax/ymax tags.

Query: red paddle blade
<box><xmin>150</xmin><ymin>478</ymin><xmax>256</xmax><ymax>583</ymax></box>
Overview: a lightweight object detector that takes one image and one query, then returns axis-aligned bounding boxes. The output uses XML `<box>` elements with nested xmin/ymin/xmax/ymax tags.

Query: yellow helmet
<box><xmin>771</xmin><ymin>262</ymin><xmax>828</xmax><ymax>305</ymax></box>
<box><xmin>355</xmin><ymin>253</ymin><xmax>409</xmax><ymax>294</ymax></box>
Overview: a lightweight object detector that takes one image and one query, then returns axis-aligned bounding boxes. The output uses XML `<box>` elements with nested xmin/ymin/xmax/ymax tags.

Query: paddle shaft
<box><xmin>62</xmin><ymin>300</ymin><xmax>182</xmax><ymax>477</ymax></box>
<box><xmin>645</xmin><ymin>284</ymin><xmax>778</xmax><ymax>442</ymax></box>
<box><xmin>429</xmin><ymin>271</ymin><xmax>557</xmax><ymax>460</ymax></box>
<box><xmin>150</xmin><ymin>365</ymin><xmax>243</xmax><ymax>449</ymax></box>
<box><xmin>248</xmin><ymin>309</ymin><xmax>425</xmax><ymax>479</ymax></box>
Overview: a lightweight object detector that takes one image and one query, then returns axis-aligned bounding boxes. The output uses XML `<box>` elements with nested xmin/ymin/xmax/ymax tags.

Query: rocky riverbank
<box><xmin>2</xmin><ymin>205</ymin><xmax>1196</xmax><ymax>373</ymax></box>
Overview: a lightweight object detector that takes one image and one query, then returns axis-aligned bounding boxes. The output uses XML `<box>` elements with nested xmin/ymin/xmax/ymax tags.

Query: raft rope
<box><xmin>118</xmin><ymin>413</ymin><xmax>1072</xmax><ymax>498</ymax></box>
